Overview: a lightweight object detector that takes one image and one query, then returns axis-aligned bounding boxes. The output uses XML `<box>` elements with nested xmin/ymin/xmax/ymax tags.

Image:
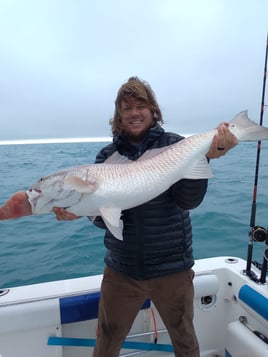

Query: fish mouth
<box><xmin>28</xmin><ymin>188</ymin><xmax>41</xmax><ymax>198</ymax></box>
<box><xmin>26</xmin><ymin>189</ymin><xmax>42</xmax><ymax>208</ymax></box>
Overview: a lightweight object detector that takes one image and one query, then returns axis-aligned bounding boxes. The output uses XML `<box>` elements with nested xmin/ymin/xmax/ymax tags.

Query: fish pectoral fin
<box><xmin>100</xmin><ymin>207</ymin><xmax>123</xmax><ymax>240</ymax></box>
<box><xmin>183</xmin><ymin>156</ymin><xmax>213</xmax><ymax>179</ymax></box>
<box><xmin>64</xmin><ymin>176</ymin><xmax>97</xmax><ymax>193</ymax></box>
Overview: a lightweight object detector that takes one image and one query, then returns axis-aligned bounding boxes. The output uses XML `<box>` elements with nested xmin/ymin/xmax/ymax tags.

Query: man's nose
<box><xmin>130</xmin><ymin>106</ymin><xmax>140</xmax><ymax>116</ymax></box>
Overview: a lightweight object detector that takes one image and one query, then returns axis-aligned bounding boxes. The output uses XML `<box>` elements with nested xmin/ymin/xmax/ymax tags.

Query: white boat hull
<box><xmin>0</xmin><ymin>257</ymin><xmax>267</xmax><ymax>357</ymax></box>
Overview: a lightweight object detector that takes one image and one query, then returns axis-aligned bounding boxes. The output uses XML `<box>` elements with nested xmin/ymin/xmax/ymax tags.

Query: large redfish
<box><xmin>1</xmin><ymin>111</ymin><xmax>268</xmax><ymax>240</ymax></box>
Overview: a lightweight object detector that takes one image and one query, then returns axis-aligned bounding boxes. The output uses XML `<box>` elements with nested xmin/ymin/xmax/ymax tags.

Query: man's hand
<box><xmin>206</xmin><ymin>122</ymin><xmax>238</xmax><ymax>159</ymax></box>
<box><xmin>53</xmin><ymin>207</ymin><xmax>81</xmax><ymax>221</ymax></box>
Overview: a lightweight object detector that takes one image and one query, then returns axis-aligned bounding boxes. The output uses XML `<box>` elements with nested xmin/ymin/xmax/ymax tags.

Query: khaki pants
<box><xmin>93</xmin><ymin>267</ymin><xmax>199</xmax><ymax>357</ymax></box>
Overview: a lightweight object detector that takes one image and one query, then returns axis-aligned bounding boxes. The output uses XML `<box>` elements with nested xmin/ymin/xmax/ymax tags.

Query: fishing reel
<box><xmin>247</xmin><ymin>226</ymin><xmax>268</xmax><ymax>284</ymax></box>
<box><xmin>250</xmin><ymin>226</ymin><xmax>268</xmax><ymax>243</ymax></box>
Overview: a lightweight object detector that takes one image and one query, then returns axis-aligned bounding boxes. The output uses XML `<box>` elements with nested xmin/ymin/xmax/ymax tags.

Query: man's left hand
<box><xmin>206</xmin><ymin>122</ymin><xmax>238</xmax><ymax>159</ymax></box>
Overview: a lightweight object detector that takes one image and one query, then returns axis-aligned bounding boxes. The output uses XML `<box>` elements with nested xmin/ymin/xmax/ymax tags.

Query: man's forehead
<box><xmin>121</xmin><ymin>97</ymin><xmax>145</xmax><ymax>106</ymax></box>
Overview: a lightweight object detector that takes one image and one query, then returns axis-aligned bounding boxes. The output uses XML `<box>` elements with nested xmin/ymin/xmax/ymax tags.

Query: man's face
<box><xmin>120</xmin><ymin>98</ymin><xmax>154</xmax><ymax>143</ymax></box>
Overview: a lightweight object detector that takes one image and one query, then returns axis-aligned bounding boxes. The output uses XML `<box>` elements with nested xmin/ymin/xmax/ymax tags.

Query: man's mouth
<box><xmin>130</xmin><ymin>119</ymin><xmax>143</xmax><ymax>126</ymax></box>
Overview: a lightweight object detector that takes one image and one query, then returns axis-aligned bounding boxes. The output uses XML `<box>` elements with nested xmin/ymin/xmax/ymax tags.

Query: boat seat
<box><xmin>49</xmin><ymin>293</ymin><xmax>169</xmax><ymax>352</ymax></box>
<box><xmin>238</xmin><ymin>284</ymin><xmax>268</xmax><ymax>321</ymax></box>
<box><xmin>59</xmin><ymin>291</ymin><xmax>151</xmax><ymax>324</ymax></box>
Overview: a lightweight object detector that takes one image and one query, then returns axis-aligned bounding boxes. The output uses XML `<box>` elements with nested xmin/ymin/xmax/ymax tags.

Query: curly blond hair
<box><xmin>110</xmin><ymin>77</ymin><xmax>163</xmax><ymax>135</ymax></box>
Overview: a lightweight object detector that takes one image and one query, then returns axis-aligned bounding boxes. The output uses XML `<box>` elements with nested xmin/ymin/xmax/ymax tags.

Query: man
<box><xmin>54</xmin><ymin>77</ymin><xmax>237</xmax><ymax>356</ymax></box>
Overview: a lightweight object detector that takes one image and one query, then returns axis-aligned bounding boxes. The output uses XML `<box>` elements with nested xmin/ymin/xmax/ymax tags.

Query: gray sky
<box><xmin>1</xmin><ymin>0</ymin><xmax>267</xmax><ymax>141</ymax></box>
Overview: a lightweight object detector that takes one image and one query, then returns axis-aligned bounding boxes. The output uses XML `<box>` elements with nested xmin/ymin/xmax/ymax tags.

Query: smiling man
<box><xmin>71</xmin><ymin>76</ymin><xmax>236</xmax><ymax>357</ymax></box>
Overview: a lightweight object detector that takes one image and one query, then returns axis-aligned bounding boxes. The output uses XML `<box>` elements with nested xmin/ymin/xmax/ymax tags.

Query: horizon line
<box><xmin>0</xmin><ymin>133</ymin><xmax>194</xmax><ymax>146</ymax></box>
<box><xmin>0</xmin><ymin>137</ymin><xmax>113</xmax><ymax>146</ymax></box>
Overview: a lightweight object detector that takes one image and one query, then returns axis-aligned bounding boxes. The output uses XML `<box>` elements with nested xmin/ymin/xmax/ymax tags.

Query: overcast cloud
<box><xmin>0</xmin><ymin>0</ymin><xmax>267</xmax><ymax>141</ymax></box>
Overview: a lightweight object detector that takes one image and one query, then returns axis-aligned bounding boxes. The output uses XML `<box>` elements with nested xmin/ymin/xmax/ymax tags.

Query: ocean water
<box><xmin>0</xmin><ymin>141</ymin><xmax>268</xmax><ymax>289</ymax></box>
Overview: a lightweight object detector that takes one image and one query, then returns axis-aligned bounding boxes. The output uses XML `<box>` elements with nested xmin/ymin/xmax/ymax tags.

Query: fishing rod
<box><xmin>245</xmin><ymin>33</ymin><xmax>268</xmax><ymax>283</ymax></box>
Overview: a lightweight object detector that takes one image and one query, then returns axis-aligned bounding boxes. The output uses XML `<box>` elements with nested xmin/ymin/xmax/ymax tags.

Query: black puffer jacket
<box><xmin>93</xmin><ymin>123</ymin><xmax>208</xmax><ymax>280</ymax></box>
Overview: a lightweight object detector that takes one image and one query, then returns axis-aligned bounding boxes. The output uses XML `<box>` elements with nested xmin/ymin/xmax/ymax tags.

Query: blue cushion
<box><xmin>60</xmin><ymin>292</ymin><xmax>151</xmax><ymax>324</ymax></box>
<box><xmin>238</xmin><ymin>284</ymin><xmax>268</xmax><ymax>321</ymax></box>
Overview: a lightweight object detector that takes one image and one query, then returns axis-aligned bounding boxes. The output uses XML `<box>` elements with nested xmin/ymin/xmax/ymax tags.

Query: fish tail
<box><xmin>229</xmin><ymin>111</ymin><xmax>268</xmax><ymax>141</ymax></box>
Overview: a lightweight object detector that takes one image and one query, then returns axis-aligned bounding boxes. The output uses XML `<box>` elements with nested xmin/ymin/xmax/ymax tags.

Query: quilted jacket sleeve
<box><xmin>171</xmin><ymin>178</ymin><xmax>208</xmax><ymax>209</ymax></box>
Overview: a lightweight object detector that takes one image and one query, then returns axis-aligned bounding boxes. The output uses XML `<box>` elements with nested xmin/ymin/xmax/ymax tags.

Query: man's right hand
<box><xmin>53</xmin><ymin>207</ymin><xmax>81</xmax><ymax>221</ymax></box>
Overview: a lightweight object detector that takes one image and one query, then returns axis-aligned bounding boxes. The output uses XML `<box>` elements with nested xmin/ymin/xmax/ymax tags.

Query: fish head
<box><xmin>27</xmin><ymin>171</ymin><xmax>80</xmax><ymax>214</ymax></box>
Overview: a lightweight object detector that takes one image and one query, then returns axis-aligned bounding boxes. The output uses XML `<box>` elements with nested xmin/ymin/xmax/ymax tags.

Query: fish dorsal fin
<box><xmin>105</xmin><ymin>148</ymin><xmax>170</xmax><ymax>164</ymax></box>
<box><xmin>182</xmin><ymin>156</ymin><xmax>213</xmax><ymax>179</ymax></box>
<box><xmin>64</xmin><ymin>176</ymin><xmax>97</xmax><ymax>193</ymax></box>
<box><xmin>137</xmin><ymin>147</ymin><xmax>168</xmax><ymax>161</ymax></box>
<box><xmin>105</xmin><ymin>151</ymin><xmax>131</xmax><ymax>164</ymax></box>
<box><xmin>99</xmin><ymin>207</ymin><xmax>123</xmax><ymax>240</ymax></box>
